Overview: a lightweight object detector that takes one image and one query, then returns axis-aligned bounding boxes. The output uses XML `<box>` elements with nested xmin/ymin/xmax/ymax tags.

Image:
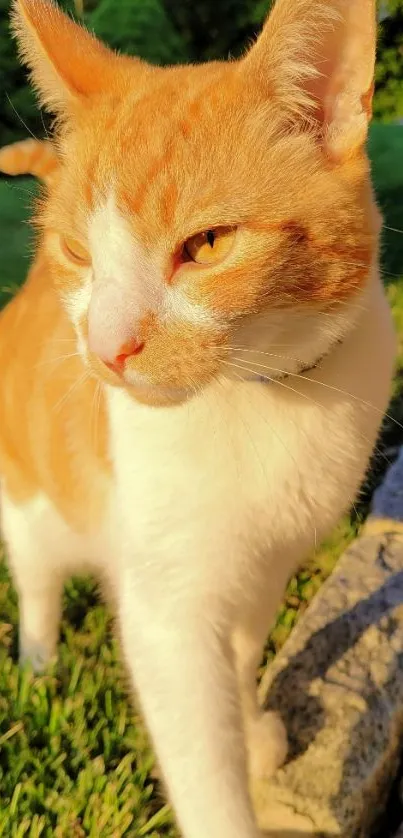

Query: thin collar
<box><xmin>242</xmin><ymin>337</ymin><xmax>343</xmax><ymax>384</ymax></box>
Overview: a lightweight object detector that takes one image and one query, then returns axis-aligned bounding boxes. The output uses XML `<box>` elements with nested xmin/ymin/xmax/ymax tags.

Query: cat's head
<box><xmin>13</xmin><ymin>0</ymin><xmax>378</xmax><ymax>405</ymax></box>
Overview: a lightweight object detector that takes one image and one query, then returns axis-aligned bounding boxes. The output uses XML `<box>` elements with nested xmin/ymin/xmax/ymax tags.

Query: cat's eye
<box><xmin>60</xmin><ymin>235</ymin><xmax>91</xmax><ymax>266</ymax></box>
<box><xmin>183</xmin><ymin>226</ymin><xmax>237</xmax><ymax>265</ymax></box>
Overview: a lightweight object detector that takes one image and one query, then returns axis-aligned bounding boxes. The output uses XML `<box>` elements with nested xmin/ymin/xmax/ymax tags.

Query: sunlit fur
<box><xmin>32</xmin><ymin>67</ymin><xmax>380</xmax><ymax>396</ymax></box>
<box><xmin>0</xmin><ymin>1</ymin><xmax>396</xmax><ymax>837</ymax></box>
<box><xmin>0</xmin><ymin>137</ymin><xmax>57</xmax><ymax>183</ymax></box>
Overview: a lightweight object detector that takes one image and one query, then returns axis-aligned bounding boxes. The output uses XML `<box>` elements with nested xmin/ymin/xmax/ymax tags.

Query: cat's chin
<box><xmin>87</xmin><ymin>354</ymin><xmax>194</xmax><ymax>407</ymax></box>
<box><xmin>125</xmin><ymin>383</ymin><xmax>193</xmax><ymax>408</ymax></box>
<box><xmin>120</xmin><ymin>368</ymin><xmax>195</xmax><ymax>406</ymax></box>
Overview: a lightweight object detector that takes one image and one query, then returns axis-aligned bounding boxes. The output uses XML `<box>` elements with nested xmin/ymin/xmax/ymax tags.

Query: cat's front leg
<box><xmin>233</xmin><ymin>626</ymin><xmax>288</xmax><ymax>782</ymax></box>
<box><xmin>1</xmin><ymin>495</ymin><xmax>64</xmax><ymax>674</ymax></box>
<box><xmin>119</xmin><ymin>584</ymin><xmax>261</xmax><ymax>838</ymax></box>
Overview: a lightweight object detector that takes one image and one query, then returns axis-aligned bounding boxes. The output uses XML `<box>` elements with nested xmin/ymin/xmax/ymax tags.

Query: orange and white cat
<box><xmin>0</xmin><ymin>0</ymin><xmax>396</xmax><ymax>836</ymax></box>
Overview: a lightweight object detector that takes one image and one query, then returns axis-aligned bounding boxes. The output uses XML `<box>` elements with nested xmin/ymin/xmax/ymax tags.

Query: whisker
<box><xmin>224</xmin><ymin>360</ymin><xmax>273</xmax><ymax>383</ymax></box>
<box><xmin>384</xmin><ymin>225</ymin><xmax>403</xmax><ymax>236</ymax></box>
<box><xmin>2</xmin><ymin>180</ymin><xmax>37</xmax><ymax>202</ymax></box>
<box><xmin>91</xmin><ymin>380</ymin><xmax>102</xmax><ymax>454</ymax></box>
<box><xmin>229</xmin><ymin>356</ymin><xmax>403</xmax><ymax>435</ymax></box>
<box><xmin>39</xmin><ymin>110</ymin><xmax>51</xmax><ymax>140</ymax></box>
<box><xmin>267</xmin><ymin>343</ymin><xmax>325</xmax><ymax>350</ymax></box>
<box><xmin>224</xmin><ymin>360</ymin><xmax>393</xmax><ymax>470</ymax></box>
<box><xmin>96</xmin><ymin>382</ymin><xmax>103</xmax><ymax>453</ymax></box>
<box><xmin>36</xmin><ymin>352</ymin><xmax>80</xmax><ymax>369</ymax></box>
<box><xmin>5</xmin><ymin>93</ymin><xmax>39</xmax><ymax>141</ymax></box>
<box><xmin>53</xmin><ymin>371</ymin><xmax>88</xmax><ymax>414</ymax></box>
<box><xmin>224</xmin><ymin>346</ymin><xmax>307</xmax><ymax>365</ymax></box>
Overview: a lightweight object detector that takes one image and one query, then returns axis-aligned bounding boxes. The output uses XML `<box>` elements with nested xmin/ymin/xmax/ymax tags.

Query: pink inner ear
<box><xmin>311</xmin><ymin>2</ymin><xmax>376</xmax><ymax>158</ymax></box>
<box><xmin>307</xmin><ymin>8</ymin><xmax>375</xmax><ymax>123</ymax></box>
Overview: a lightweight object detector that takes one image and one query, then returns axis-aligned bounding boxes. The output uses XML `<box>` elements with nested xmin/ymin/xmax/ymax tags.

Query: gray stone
<box><xmin>253</xmin><ymin>448</ymin><xmax>403</xmax><ymax>838</ymax></box>
<box><xmin>368</xmin><ymin>446</ymin><xmax>403</xmax><ymax>526</ymax></box>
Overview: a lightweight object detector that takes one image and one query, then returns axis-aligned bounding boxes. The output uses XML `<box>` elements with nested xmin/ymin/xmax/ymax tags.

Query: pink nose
<box><xmin>101</xmin><ymin>337</ymin><xmax>145</xmax><ymax>375</ymax></box>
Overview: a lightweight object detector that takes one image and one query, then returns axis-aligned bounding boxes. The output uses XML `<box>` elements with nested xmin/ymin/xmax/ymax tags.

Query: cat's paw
<box><xmin>19</xmin><ymin>640</ymin><xmax>54</xmax><ymax>674</ymax></box>
<box><xmin>246</xmin><ymin>711</ymin><xmax>288</xmax><ymax>780</ymax></box>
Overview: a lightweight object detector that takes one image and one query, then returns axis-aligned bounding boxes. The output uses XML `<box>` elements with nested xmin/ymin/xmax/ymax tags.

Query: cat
<box><xmin>0</xmin><ymin>0</ymin><xmax>396</xmax><ymax>836</ymax></box>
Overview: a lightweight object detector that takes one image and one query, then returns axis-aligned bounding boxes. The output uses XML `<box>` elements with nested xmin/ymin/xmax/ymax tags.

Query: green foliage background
<box><xmin>0</xmin><ymin>0</ymin><xmax>402</xmax><ymax>146</ymax></box>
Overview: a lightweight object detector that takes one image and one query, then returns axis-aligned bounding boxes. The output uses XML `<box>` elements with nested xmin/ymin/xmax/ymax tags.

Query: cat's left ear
<box><xmin>244</xmin><ymin>0</ymin><xmax>376</xmax><ymax>162</ymax></box>
<box><xmin>11</xmin><ymin>0</ymin><xmax>132</xmax><ymax>115</ymax></box>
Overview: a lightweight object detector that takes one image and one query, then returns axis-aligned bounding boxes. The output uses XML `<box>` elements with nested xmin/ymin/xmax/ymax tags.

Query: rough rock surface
<box><xmin>254</xmin><ymin>448</ymin><xmax>403</xmax><ymax>838</ymax></box>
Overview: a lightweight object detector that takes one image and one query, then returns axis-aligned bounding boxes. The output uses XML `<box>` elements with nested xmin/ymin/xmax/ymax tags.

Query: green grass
<box><xmin>0</xmin><ymin>565</ymin><xmax>176</xmax><ymax>837</ymax></box>
<box><xmin>0</xmin><ymin>123</ymin><xmax>403</xmax><ymax>836</ymax></box>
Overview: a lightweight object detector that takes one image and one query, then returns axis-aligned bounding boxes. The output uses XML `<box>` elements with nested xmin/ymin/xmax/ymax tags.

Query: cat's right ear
<box><xmin>244</xmin><ymin>0</ymin><xmax>377</xmax><ymax>163</ymax></box>
<box><xmin>11</xmin><ymin>0</ymin><xmax>129</xmax><ymax>115</ymax></box>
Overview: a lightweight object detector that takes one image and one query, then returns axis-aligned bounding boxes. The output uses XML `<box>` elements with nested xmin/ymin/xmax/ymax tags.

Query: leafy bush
<box><xmin>0</xmin><ymin>0</ymin><xmax>37</xmax><ymax>144</ymax></box>
<box><xmin>160</xmin><ymin>0</ymin><xmax>270</xmax><ymax>62</ymax></box>
<box><xmin>375</xmin><ymin>4</ymin><xmax>403</xmax><ymax>122</ymax></box>
<box><xmin>88</xmin><ymin>0</ymin><xmax>188</xmax><ymax>66</ymax></box>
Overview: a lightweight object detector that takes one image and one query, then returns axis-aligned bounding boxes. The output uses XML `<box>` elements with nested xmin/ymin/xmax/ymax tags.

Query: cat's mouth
<box><xmin>86</xmin><ymin>348</ymin><xmax>198</xmax><ymax>406</ymax></box>
<box><xmin>83</xmin><ymin>319</ymin><xmax>226</xmax><ymax>405</ymax></box>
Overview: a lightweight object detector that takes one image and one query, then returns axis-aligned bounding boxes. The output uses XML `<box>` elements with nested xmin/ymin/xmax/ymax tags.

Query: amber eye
<box><xmin>60</xmin><ymin>235</ymin><xmax>91</xmax><ymax>266</ymax></box>
<box><xmin>183</xmin><ymin>226</ymin><xmax>237</xmax><ymax>265</ymax></box>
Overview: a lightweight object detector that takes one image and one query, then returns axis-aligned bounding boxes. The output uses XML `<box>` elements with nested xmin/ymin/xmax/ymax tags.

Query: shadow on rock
<box><xmin>263</xmin><ymin>566</ymin><xmax>403</xmax><ymax>762</ymax></box>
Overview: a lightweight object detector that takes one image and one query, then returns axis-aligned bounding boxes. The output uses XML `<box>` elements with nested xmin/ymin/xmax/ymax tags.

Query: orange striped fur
<box><xmin>0</xmin><ymin>249</ymin><xmax>110</xmax><ymax>531</ymax></box>
<box><xmin>0</xmin><ymin>137</ymin><xmax>58</xmax><ymax>183</ymax></box>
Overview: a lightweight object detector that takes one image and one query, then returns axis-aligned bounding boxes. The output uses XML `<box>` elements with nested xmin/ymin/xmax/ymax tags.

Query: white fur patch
<box><xmin>164</xmin><ymin>285</ymin><xmax>219</xmax><ymax>329</ymax></box>
<box><xmin>83</xmin><ymin>192</ymin><xmax>218</xmax><ymax>364</ymax></box>
<box><xmin>63</xmin><ymin>274</ymin><xmax>92</xmax><ymax>357</ymax></box>
<box><xmin>89</xmin><ymin>194</ymin><xmax>153</xmax><ymax>296</ymax></box>
<box><xmin>228</xmin><ymin>282</ymin><xmax>373</xmax><ymax>380</ymax></box>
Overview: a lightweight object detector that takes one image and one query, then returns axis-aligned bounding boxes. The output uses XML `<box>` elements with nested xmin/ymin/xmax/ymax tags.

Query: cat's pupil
<box><xmin>207</xmin><ymin>230</ymin><xmax>215</xmax><ymax>248</ymax></box>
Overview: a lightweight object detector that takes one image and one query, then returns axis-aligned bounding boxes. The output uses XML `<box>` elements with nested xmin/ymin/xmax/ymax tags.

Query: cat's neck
<box><xmin>226</xmin><ymin>267</ymin><xmax>378</xmax><ymax>383</ymax></box>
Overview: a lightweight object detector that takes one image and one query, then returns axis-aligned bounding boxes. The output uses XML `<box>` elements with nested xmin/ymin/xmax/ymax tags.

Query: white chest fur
<box><xmin>106</xmin><ymin>276</ymin><xmax>395</xmax><ymax>610</ymax></box>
